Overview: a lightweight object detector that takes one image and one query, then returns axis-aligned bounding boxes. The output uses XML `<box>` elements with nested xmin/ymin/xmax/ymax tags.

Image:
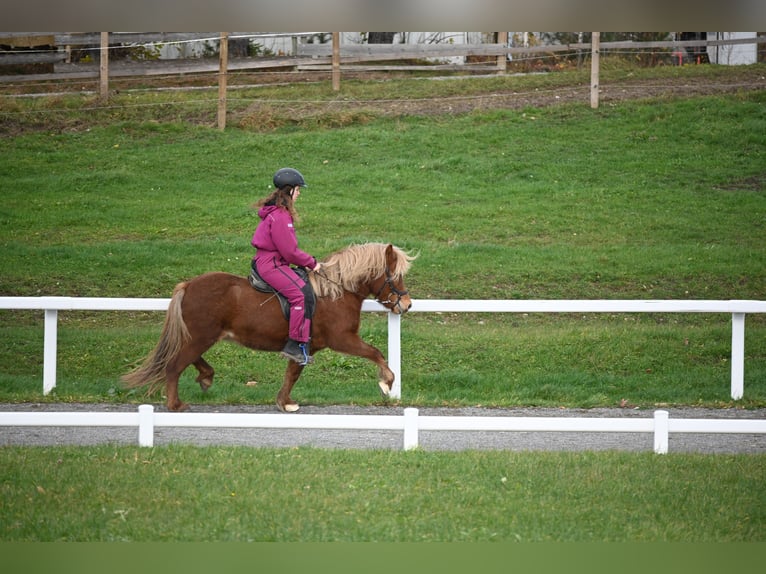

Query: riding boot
<box><xmin>281</xmin><ymin>338</ymin><xmax>314</xmax><ymax>366</ymax></box>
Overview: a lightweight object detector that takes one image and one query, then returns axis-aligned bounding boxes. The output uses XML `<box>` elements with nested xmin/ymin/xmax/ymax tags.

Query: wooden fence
<box><xmin>3</xmin><ymin>32</ymin><xmax>765</xmax><ymax>66</ymax></box>
<box><xmin>3</xmin><ymin>32</ymin><xmax>765</xmax><ymax>123</ymax></box>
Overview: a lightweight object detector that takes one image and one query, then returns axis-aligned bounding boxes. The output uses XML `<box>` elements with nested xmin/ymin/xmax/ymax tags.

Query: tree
<box><xmin>228</xmin><ymin>38</ymin><xmax>249</xmax><ymax>57</ymax></box>
<box><xmin>367</xmin><ymin>32</ymin><xmax>396</xmax><ymax>44</ymax></box>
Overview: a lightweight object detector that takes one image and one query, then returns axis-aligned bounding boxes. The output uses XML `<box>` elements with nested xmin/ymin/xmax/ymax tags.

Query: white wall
<box><xmin>707</xmin><ymin>32</ymin><xmax>758</xmax><ymax>65</ymax></box>
<box><xmin>152</xmin><ymin>32</ymin><xmax>489</xmax><ymax>61</ymax></box>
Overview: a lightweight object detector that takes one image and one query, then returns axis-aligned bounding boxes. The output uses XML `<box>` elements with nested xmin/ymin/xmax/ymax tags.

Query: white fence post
<box><xmin>403</xmin><ymin>407</ymin><xmax>419</xmax><ymax>450</ymax></box>
<box><xmin>731</xmin><ymin>313</ymin><xmax>745</xmax><ymax>400</ymax></box>
<box><xmin>138</xmin><ymin>404</ymin><xmax>155</xmax><ymax>447</ymax></box>
<box><xmin>654</xmin><ymin>410</ymin><xmax>669</xmax><ymax>454</ymax></box>
<box><xmin>388</xmin><ymin>312</ymin><xmax>402</xmax><ymax>399</ymax></box>
<box><xmin>43</xmin><ymin>309</ymin><xmax>58</xmax><ymax>395</ymax></box>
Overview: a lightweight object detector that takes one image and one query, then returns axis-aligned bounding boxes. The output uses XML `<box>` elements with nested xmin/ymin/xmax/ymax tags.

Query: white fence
<box><xmin>2</xmin><ymin>405</ymin><xmax>766</xmax><ymax>453</ymax></box>
<box><xmin>1</xmin><ymin>296</ymin><xmax>765</xmax><ymax>454</ymax></box>
<box><xmin>1</xmin><ymin>296</ymin><xmax>764</xmax><ymax>399</ymax></box>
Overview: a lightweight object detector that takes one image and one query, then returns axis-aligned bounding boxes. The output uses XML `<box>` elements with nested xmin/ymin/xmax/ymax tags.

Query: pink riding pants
<box><xmin>254</xmin><ymin>257</ymin><xmax>312</xmax><ymax>342</ymax></box>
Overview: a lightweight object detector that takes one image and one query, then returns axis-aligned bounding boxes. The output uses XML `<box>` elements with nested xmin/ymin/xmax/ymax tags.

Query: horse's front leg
<box><xmin>276</xmin><ymin>361</ymin><xmax>306</xmax><ymax>413</ymax></box>
<box><xmin>329</xmin><ymin>335</ymin><xmax>395</xmax><ymax>398</ymax></box>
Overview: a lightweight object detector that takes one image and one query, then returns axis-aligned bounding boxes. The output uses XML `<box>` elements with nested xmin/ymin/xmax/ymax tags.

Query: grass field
<box><xmin>1</xmin><ymin>65</ymin><xmax>764</xmax><ymax>410</ymax></box>
<box><xmin>1</xmin><ymin>446</ymin><xmax>764</xmax><ymax>541</ymax></box>
<box><xmin>1</xmin><ymin>64</ymin><xmax>765</xmax><ymax>543</ymax></box>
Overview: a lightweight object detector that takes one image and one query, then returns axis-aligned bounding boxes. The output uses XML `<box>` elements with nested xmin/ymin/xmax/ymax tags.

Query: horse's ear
<box><xmin>384</xmin><ymin>243</ymin><xmax>395</xmax><ymax>267</ymax></box>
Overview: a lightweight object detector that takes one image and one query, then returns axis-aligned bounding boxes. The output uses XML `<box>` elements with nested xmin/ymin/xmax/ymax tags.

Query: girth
<box><xmin>248</xmin><ymin>265</ymin><xmax>316</xmax><ymax>322</ymax></box>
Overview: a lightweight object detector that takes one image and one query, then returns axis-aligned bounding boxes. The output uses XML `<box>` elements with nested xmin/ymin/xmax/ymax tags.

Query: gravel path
<box><xmin>1</xmin><ymin>402</ymin><xmax>765</xmax><ymax>454</ymax></box>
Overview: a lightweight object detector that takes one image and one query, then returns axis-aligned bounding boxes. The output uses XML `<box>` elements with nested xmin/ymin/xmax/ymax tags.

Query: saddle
<box><xmin>248</xmin><ymin>265</ymin><xmax>316</xmax><ymax>322</ymax></box>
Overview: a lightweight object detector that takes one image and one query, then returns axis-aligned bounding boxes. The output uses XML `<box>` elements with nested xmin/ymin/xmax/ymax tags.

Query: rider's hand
<box><xmin>313</xmin><ymin>262</ymin><xmax>322</xmax><ymax>273</ymax></box>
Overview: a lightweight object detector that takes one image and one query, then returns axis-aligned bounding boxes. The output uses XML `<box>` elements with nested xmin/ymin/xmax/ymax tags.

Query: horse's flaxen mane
<box><xmin>309</xmin><ymin>242</ymin><xmax>416</xmax><ymax>300</ymax></box>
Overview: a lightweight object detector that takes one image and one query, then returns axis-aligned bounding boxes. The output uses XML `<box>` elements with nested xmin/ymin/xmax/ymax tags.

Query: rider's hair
<box><xmin>253</xmin><ymin>186</ymin><xmax>299</xmax><ymax>222</ymax></box>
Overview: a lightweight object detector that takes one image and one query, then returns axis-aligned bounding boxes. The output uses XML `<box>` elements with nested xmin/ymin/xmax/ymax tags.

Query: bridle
<box><xmin>313</xmin><ymin>265</ymin><xmax>409</xmax><ymax>312</ymax></box>
<box><xmin>373</xmin><ymin>266</ymin><xmax>410</xmax><ymax>312</ymax></box>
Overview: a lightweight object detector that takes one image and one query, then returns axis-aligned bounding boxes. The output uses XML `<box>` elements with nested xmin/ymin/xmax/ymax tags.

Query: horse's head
<box><xmin>372</xmin><ymin>244</ymin><xmax>414</xmax><ymax>314</ymax></box>
<box><xmin>313</xmin><ymin>242</ymin><xmax>416</xmax><ymax>312</ymax></box>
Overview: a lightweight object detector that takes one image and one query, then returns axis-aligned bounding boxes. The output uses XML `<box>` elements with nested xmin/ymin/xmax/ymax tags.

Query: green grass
<box><xmin>0</xmin><ymin>65</ymin><xmax>765</xmax><ymax>409</ymax></box>
<box><xmin>1</xmin><ymin>311</ymin><xmax>762</xmax><ymax>409</ymax></box>
<box><xmin>1</xmin><ymin>446</ymin><xmax>763</xmax><ymax>541</ymax></box>
<box><xmin>1</xmin><ymin>64</ymin><xmax>766</xmax><ymax>545</ymax></box>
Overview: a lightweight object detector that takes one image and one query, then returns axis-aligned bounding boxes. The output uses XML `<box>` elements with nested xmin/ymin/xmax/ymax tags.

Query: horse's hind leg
<box><xmin>193</xmin><ymin>357</ymin><xmax>215</xmax><ymax>391</ymax></box>
<box><xmin>163</xmin><ymin>367</ymin><xmax>188</xmax><ymax>412</ymax></box>
<box><xmin>276</xmin><ymin>362</ymin><xmax>305</xmax><ymax>413</ymax></box>
<box><xmin>165</xmin><ymin>338</ymin><xmax>217</xmax><ymax>411</ymax></box>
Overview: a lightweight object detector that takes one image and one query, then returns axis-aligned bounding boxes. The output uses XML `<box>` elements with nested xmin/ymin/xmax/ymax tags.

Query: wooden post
<box><xmin>590</xmin><ymin>32</ymin><xmax>600</xmax><ymax>109</ymax></box>
<box><xmin>99</xmin><ymin>32</ymin><xmax>109</xmax><ymax>101</ymax></box>
<box><xmin>496</xmin><ymin>32</ymin><xmax>508</xmax><ymax>73</ymax></box>
<box><xmin>217</xmin><ymin>32</ymin><xmax>228</xmax><ymax>130</ymax></box>
<box><xmin>332</xmin><ymin>32</ymin><xmax>340</xmax><ymax>91</ymax></box>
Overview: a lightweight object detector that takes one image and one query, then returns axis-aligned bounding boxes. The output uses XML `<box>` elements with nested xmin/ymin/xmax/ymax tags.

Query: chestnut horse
<box><xmin>122</xmin><ymin>243</ymin><xmax>415</xmax><ymax>412</ymax></box>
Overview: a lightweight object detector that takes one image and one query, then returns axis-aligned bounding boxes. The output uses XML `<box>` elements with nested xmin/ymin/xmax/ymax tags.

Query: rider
<box><xmin>251</xmin><ymin>167</ymin><xmax>321</xmax><ymax>365</ymax></box>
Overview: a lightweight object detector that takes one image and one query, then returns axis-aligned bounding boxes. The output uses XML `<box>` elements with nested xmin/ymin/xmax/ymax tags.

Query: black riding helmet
<box><xmin>273</xmin><ymin>167</ymin><xmax>307</xmax><ymax>189</ymax></box>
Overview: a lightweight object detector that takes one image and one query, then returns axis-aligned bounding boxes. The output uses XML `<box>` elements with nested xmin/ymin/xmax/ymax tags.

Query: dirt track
<box><xmin>230</xmin><ymin>67</ymin><xmax>766</xmax><ymax>127</ymax></box>
<box><xmin>2</xmin><ymin>62</ymin><xmax>765</xmax><ymax>132</ymax></box>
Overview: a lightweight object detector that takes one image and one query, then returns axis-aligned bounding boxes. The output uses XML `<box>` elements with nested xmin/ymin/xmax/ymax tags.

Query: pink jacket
<box><xmin>251</xmin><ymin>205</ymin><xmax>316</xmax><ymax>269</ymax></box>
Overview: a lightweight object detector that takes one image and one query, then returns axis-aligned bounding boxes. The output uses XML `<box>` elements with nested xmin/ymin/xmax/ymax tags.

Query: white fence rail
<box><xmin>1</xmin><ymin>296</ymin><xmax>765</xmax><ymax>400</ymax></box>
<box><xmin>2</xmin><ymin>405</ymin><xmax>766</xmax><ymax>453</ymax></box>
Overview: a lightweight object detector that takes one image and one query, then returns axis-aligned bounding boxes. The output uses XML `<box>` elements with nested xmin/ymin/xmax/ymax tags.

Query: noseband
<box><xmin>374</xmin><ymin>267</ymin><xmax>409</xmax><ymax>311</ymax></box>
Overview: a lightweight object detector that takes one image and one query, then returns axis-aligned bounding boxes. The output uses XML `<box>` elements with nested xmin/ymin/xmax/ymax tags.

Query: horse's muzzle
<box><xmin>394</xmin><ymin>298</ymin><xmax>412</xmax><ymax>314</ymax></box>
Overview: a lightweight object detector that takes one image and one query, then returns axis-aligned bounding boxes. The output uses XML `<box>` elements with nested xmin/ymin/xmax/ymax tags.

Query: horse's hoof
<box><xmin>168</xmin><ymin>402</ymin><xmax>190</xmax><ymax>412</ymax></box>
<box><xmin>277</xmin><ymin>400</ymin><xmax>300</xmax><ymax>413</ymax></box>
<box><xmin>378</xmin><ymin>381</ymin><xmax>391</xmax><ymax>397</ymax></box>
<box><xmin>197</xmin><ymin>378</ymin><xmax>212</xmax><ymax>392</ymax></box>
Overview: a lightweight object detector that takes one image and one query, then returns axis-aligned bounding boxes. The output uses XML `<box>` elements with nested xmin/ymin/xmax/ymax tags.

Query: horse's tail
<box><xmin>122</xmin><ymin>282</ymin><xmax>191</xmax><ymax>395</ymax></box>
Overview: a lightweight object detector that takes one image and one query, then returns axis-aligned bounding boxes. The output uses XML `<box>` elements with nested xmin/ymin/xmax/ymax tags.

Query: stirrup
<box><xmin>281</xmin><ymin>340</ymin><xmax>314</xmax><ymax>366</ymax></box>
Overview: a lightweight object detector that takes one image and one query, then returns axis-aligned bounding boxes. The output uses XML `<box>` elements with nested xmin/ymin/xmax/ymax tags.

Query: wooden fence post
<box><xmin>218</xmin><ymin>32</ymin><xmax>228</xmax><ymax>130</ymax></box>
<box><xmin>332</xmin><ymin>32</ymin><xmax>340</xmax><ymax>91</ymax></box>
<box><xmin>590</xmin><ymin>32</ymin><xmax>600</xmax><ymax>109</ymax></box>
<box><xmin>497</xmin><ymin>32</ymin><xmax>508</xmax><ymax>73</ymax></box>
<box><xmin>99</xmin><ymin>32</ymin><xmax>109</xmax><ymax>101</ymax></box>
